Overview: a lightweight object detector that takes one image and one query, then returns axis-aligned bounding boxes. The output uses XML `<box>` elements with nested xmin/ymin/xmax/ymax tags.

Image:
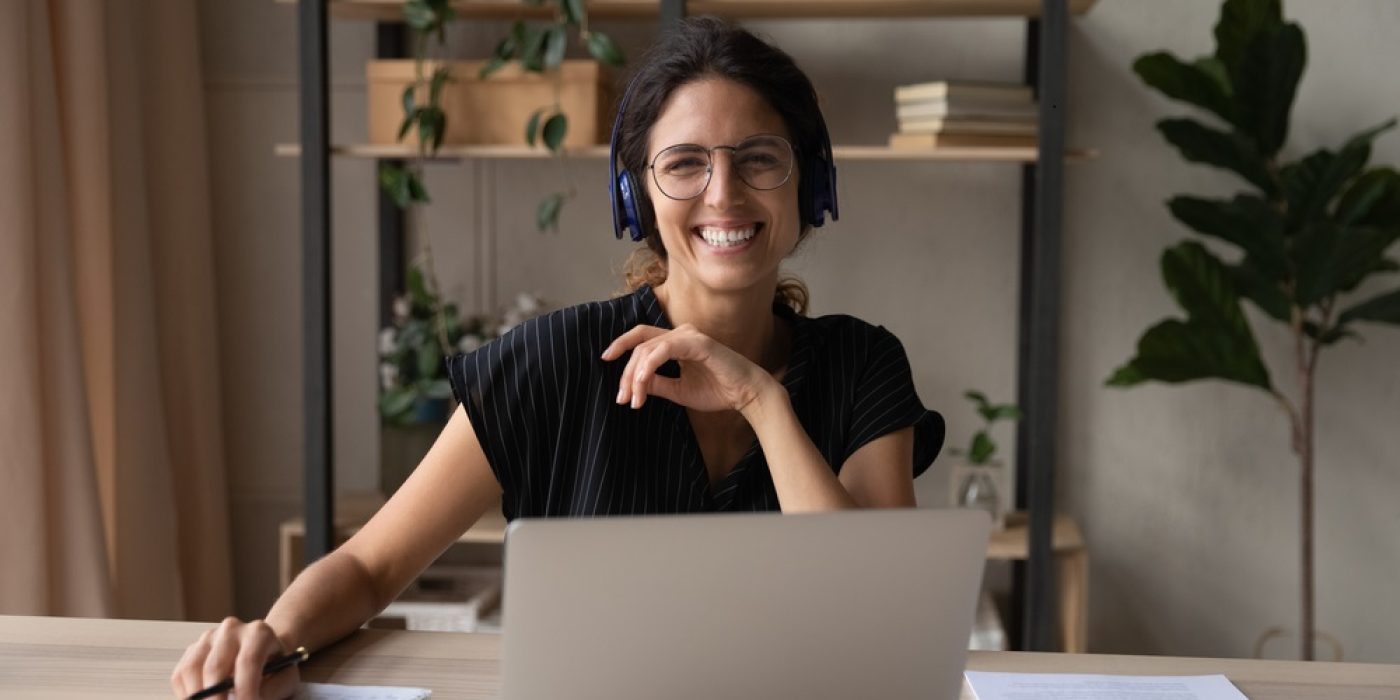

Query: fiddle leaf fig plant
<box><xmin>1110</xmin><ymin>0</ymin><xmax>1400</xmax><ymax>661</ymax></box>
<box><xmin>379</xmin><ymin>0</ymin><xmax>625</xmax><ymax>232</ymax></box>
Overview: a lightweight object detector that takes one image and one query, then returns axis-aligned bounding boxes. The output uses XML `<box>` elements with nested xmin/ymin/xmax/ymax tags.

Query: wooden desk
<box><xmin>5</xmin><ymin>616</ymin><xmax>1398</xmax><ymax>699</ymax></box>
<box><xmin>281</xmin><ymin>501</ymin><xmax>1086</xmax><ymax>650</ymax></box>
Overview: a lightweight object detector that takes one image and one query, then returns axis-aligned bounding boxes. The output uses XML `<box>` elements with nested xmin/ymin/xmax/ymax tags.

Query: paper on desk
<box><xmin>294</xmin><ymin>682</ymin><xmax>431</xmax><ymax>700</ymax></box>
<box><xmin>964</xmin><ymin>671</ymin><xmax>1247</xmax><ymax>699</ymax></box>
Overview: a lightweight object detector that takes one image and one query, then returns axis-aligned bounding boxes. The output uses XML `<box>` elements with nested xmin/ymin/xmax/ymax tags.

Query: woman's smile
<box><xmin>693</xmin><ymin>222</ymin><xmax>765</xmax><ymax>254</ymax></box>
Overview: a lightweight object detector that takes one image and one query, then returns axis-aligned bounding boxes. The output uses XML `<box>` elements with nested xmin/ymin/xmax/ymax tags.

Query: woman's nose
<box><xmin>703</xmin><ymin>151</ymin><xmax>746</xmax><ymax>209</ymax></box>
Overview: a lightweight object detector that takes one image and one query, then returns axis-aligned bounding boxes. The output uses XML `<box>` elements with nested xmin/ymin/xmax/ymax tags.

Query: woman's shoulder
<box><xmin>796</xmin><ymin>308</ymin><xmax>903</xmax><ymax>353</ymax></box>
<box><xmin>489</xmin><ymin>287</ymin><xmax>647</xmax><ymax>359</ymax></box>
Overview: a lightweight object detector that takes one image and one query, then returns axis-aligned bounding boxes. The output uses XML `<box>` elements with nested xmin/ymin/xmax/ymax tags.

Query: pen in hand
<box><xmin>187</xmin><ymin>646</ymin><xmax>309</xmax><ymax>700</ymax></box>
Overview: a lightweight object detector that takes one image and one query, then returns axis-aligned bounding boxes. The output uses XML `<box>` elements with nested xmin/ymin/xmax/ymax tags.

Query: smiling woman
<box><xmin>170</xmin><ymin>16</ymin><xmax>943</xmax><ymax>700</ymax></box>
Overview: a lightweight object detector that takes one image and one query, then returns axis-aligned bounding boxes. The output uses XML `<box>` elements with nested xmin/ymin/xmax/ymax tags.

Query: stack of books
<box><xmin>889</xmin><ymin>80</ymin><xmax>1037</xmax><ymax>149</ymax></box>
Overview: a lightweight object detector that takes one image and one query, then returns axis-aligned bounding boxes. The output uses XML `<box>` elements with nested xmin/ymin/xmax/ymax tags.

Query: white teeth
<box><xmin>697</xmin><ymin>226</ymin><xmax>757</xmax><ymax>247</ymax></box>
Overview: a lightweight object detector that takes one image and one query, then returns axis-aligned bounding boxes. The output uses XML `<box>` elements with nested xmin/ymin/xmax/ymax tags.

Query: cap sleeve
<box><xmin>445</xmin><ymin>314</ymin><xmax>566</xmax><ymax>518</ymax></box>
<box><xmin>844</xmin><ymin>324</ymin><xmax>945</xmax><ymax>479</ymax></box>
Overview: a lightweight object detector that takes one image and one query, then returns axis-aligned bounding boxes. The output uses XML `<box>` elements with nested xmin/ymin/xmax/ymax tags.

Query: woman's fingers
<box><xmin>630</xmin><ymin>339</ymin><xmax>674</xmax><ymax>409</ymax></box>
<box><xmin>600</xmin><ymin>324</ymin><xmax>665</xmax><ymax>361</ymax></box>
<box><xmin>201</xmin><ymin>617</ymin><xmax>242</xmax><ymax>692</ymax></box>
<box><xmin>171</xmin><ymin>628</ymin><xmax>213</xmax><ymax>697</ymax></box>
<box><xmin>233</xmin><ymin>620</ymin><xmax>285</xmax><ymax>700</ymax></box>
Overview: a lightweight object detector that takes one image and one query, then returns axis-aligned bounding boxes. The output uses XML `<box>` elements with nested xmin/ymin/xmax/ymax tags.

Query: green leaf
<box><xmin>401</xmin><ymin>84</ymin><xmax>416</xmax><ymax>117</ymax></box>
<box><xmin>969</xmin><ymin>431</ymin><xmax>995</xmax><ymax>464</ymax></box>
<box><xmin>1279</xmin><ymin>119</ymin><xmax>1395</xmax><ymax>230</ymax></box>
<box><xmin>407</xmin><ymin>266</ymin><xmax>430</xmax><ymax>307</ymax></box>
<box><xmin>1167</xmin><ymin>195</ymin><xmax>1288</xmax><ymax>276</ymax></box>
<box><xmin>1108</xmin><ymin>317</ymin><xmax>1272</xmax><ymax>391</ymax></box>
<box><xmin>1132</xmin><ymin>52</ymin><xmax>1236</xmax><ymax>127</ymax></box>
<box><xmin>1293</xmin><ymin>224</ymin><xmax>1400</xmax><ymax>306</ymax></box>
<box><xmin>379</xmin><ymin>387</ymin><xmax>418</xmax><ymax>421</ymax></box>
<box><xmin>1162</xmin><ymin>241</ymin><xmax>1252</xmax><ymax>335</ymax></box>
<box><xmin>1157</xmin><ymin>118</ymin><xmax>1275</xmax><ymax>195</ymax></box>
<box><xmin>1193</xmin><ymin>57</ymin><xmax>1232</xmax><ymax>93</ymax></box>
<box><xmin>479</xmin><ymin>56</ymin><xmax>508</xmax><ymax>80</ymax></box>
<box><xmin>559</xmin><ymin>0</ymin><xmax>584</xmax><ymax>25</ymax></box>
<box><xmin>407</xmin><ymin>172</ymin><xmax>430</xmax><ymax>204</ymax></box>
<box><xmin>397</xmin><ymin>107</ymin><xmax>420</xmax><ymax>142</ymax></box>
<box><xmin>1111</xmin><ymin>241</ymin><xmax>1274</xmax><ymax>391</ymax></box>
<box><xmin>525</xmin><ymin>109</ymin><xmax>544</xmax><ymax>147</ymax></box>
<box><xmin>1228</xmin><ymin>258</ymin><xmax>1291</xmax><ymax>322</ymax></box>
<box><xmin>403</xmin><ymin>0</ymin><xmax>437</xmax><ymax>31</ymax></box>
<box><xmin>379</xmin><ymin>164</ymin><xmax>412</xmax><ymax>209</ymax></box>
<box><xmin>1338</xmin><ymin>287</ymin><xmax>1400</xmax><ymax>326</ymax></box>
<box><xmin>423</xmin><ymin>378</ymin><xmax>454</xmax><ymax>400</ymax></box>
<box><xmin>429</xmin><ymin>108</ymin><xmax>447</xmax><ymax>152</ymax></box>
<box><xmin>429</xmin><ymin>65</ymin><xmax>453</xmax><ymax>104</ymax></box>
<box><xmin>990</xmin><ymin>405</ymin><xmax>1022</xmax><ymax>421</ymax></box>
<box><xmin>415</xmin><ymin>106</ymin><xmax>446</xmax><ymax>153</ymax></box>
<box><xmin>492</xmin><ymin>32</ymin><xmax>516</xmax><ymax>60</ymax></box>
<box><xmin>586</xmin><ymin>31</ymin><xmax>626</xmax><ymax>67</ymax></box>
<box><xmin>544</xmin><ymin>24</ymin><xmax>568</xmax><ymax>69</ymax></box>
<box><xmin>542</xmin><ymin>112</ymin><xmax>568</xmax><ymax>152</ymax></box>
<box><xmin>1232</xmin><ymin>22</ymin><xmax>1306</xmax><ymax>157</ymax></box>
<box><xmin>1213</xmin><ymin>0</ymin><xmax>1283</xmax><ymax>73</ymax></box>
<box><xmin>1106</xmin><ymin>362</ymin><xmax>1148</xmax><ymax>387</ymax></box>
<box><xmin>417</xmin><ymin>337</ymin><xmax>442</xmax><ymax>378</ymax></box>
<box><xmin>963</xmin><ymin>390</ymin><xmax>990</xmax><ymax>410</ymax></box>
<box><xmin>1335</xmin><ymin>167</ymin><xmax>1400</xmax><ymax>227</ymax></box>
<box><xmin>521</xmin><ymin>25</ymin><xmax>548</xmax><ymax>73</ymax></box>
<box><xmin>536</xmin><ymin>192</ymin><xmax>565</xmax><ymax>232</ymax></box>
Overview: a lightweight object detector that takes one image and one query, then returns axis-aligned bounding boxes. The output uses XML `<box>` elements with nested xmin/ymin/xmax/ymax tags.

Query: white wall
<box><xmin>200</xmin><ymin>0</ymin><xmax>1400</xmax><ymax>661</ymax></box>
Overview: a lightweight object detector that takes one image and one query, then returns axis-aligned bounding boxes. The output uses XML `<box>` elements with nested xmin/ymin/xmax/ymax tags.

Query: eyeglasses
<box><xmin>645</xmin><ymin>134</ymin><xmax>795</xmax><ymax>201</ymax></box>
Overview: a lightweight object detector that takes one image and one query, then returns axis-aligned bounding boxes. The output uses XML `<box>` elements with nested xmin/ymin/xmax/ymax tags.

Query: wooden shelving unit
<box><xmin>277</xmin><ymin>0</ymin><xmax>1095</xmax><ymax>21</ymax></box>
<box><xmin>291</xmin><ymin>0</ymin><xmax>1090</xmax><ymax>651</ymax></box>
<box><xmin>274</xmin><ymin>142</ymin><xmax>1098</xmax><ymax>162</ymax></box>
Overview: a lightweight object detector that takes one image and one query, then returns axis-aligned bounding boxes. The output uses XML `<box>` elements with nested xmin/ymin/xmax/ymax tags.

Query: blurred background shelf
<box><xmin>276</xmin><ymin>0</ymin><xmax>1097</xmax><ymax>21</ymax></box>
<box><xmin>273</xmin><ymin>142</ymin><xmax>1098</xmax><ymax>163</ymax></box>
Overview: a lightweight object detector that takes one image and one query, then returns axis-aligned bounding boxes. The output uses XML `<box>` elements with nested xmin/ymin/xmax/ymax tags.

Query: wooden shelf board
<box><xmin>276</xmin><ymin>0</ymin><xmax>1097</xmax><ymax>22</ymax></box>
<box><xmin>274</xmin><ymin>142</ymin><xmax>1097</xmax><ymax>163</ymax></box>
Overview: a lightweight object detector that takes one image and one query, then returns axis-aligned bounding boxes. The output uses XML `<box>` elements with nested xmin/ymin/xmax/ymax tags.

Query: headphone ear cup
<box><xmin>806</xmin><ymin>156</ymin><xmax>835</xmax><ymax>228</ymax></box>
<box><xmin>618</xmin><ymin>170</ymin><xmax>647</xmax><ymax>242</ymax></box>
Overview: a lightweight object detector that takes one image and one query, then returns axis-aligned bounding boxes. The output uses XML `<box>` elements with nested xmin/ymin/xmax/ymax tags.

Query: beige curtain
<box><xmin>0</xmin><ymin>0</ymin><xmax>233</xmax><ymax>621</ymax></box>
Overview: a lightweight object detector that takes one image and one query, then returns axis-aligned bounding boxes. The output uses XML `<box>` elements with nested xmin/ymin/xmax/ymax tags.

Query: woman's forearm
<box><xmin>262</xmin><ymin>550</ymin><xmax>384</xmax><ymax>653</ymax></box>
<box><xmin>740</xmin><ymin>379</ymin><xmax>856</xmax><ymax>512</ymax></box>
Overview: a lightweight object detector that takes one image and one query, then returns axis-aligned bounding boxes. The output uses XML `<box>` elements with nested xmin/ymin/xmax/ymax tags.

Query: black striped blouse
<box><xmin>445</xmin><ymin>283</ymin><xmax>943</xmax><ymax>521</ymax></box>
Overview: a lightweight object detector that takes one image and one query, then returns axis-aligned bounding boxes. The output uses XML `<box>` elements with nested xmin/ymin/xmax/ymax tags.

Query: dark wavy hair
<box><xmin>615</xmin><ymin>17</ymin><xmax>829</xmax><ymax>314</ymax></box>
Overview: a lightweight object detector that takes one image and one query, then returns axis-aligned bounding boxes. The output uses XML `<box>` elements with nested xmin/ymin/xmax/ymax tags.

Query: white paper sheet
<box><xmin>964</xmin><ymin>671</ymin><xmax>1248</xmax><ymax>700</ymax></box>
<box><xmin>294</xmin><ymin>682</ymin><xmax>432</xmax><ymax>700</ymax></box>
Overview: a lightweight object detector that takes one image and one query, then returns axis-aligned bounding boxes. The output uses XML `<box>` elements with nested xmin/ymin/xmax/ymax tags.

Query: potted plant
<box><xmin>947</xmin><ymin>390</ymin><xmax>1021</xmax><ymax>530</ymax></box>
<box><xmin>377</xmin><ymin>260</ymin><xmax>548</xmax><ymax>496</ymax></box>
<box><xmin>379</xmin><ymin>0</ymin><xmax>626</xmax><ymax>232</ymax></box>
<box><xmin>1112</xmin><ymin>0</ymin><xmax>1400</xmax><ymax>660</ymax></box>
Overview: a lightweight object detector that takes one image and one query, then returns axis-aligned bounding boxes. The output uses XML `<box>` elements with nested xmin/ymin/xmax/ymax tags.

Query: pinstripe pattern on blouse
<box><xmin>446</xmin><ymin>283</ymin><xmax>943</xmax><ymax>521</ymax></box>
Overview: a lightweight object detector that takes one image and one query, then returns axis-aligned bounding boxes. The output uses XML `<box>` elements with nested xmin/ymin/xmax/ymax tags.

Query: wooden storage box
<box><xmin>367</xmin><ymin>59</ymin><xmax>614</xmax><ymax>147</ymax></box>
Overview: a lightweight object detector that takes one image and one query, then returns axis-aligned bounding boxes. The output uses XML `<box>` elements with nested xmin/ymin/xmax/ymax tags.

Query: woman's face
<box><xmin>644</xmin><ymin>77</ymin><xmax>801</xmax><ymax>296</ymax></box>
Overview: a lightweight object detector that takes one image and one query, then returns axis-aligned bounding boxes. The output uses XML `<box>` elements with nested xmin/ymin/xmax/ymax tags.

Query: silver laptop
<box><xmin>500</xmin><ymin>509</ymin><xmax>991</xmax><ymax>700</ymax></box>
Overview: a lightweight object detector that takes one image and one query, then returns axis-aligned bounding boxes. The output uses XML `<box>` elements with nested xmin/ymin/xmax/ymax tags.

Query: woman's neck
<box><xmin>652</xmin><ymin>276</ymin><xmax>786</xmax><ymax>374</ymax></box>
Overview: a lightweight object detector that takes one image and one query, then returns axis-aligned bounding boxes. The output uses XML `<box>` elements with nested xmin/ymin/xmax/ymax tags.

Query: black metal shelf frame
<box><xmin>296</xmin><ymin>0</ymin><xmax>1068</xmax><ymax>651</ymax></box>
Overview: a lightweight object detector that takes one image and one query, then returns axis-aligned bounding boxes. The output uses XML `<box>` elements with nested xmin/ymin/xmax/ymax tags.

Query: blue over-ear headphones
<box><xmin>608</xmin><ymin>75</ymin><xmax>840</xmax><ymax>242</ymax></box>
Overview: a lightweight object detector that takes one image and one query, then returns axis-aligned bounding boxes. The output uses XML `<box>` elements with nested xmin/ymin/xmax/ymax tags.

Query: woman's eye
<box><xmin>664</xmin><ymin>158</ymin><xmax>706</xmax><ymax>173</ymax></box>
<box><xmin>739</xmin><ymin>154</ymin><xmax>780</xmax><ymax>168</ymax></box>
